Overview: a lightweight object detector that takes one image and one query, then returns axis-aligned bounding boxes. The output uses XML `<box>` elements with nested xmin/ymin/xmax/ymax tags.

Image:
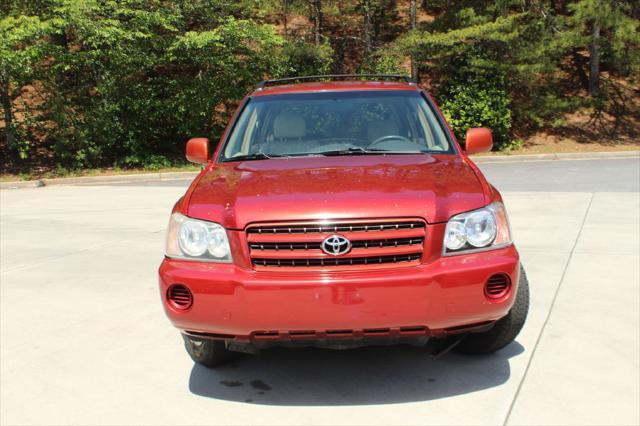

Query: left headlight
<box><xmin>443</xmin><ymin>202</ymin><xmax>512</xmax><ymax>256</ymax></box>
<box><xmin>165</xmin><ymin>213</ymin><xmax>232</xmax><ymax>262</ymax></box>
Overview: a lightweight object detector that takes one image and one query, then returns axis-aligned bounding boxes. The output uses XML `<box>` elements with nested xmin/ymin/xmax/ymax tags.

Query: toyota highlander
<box><xmin>158</xmin><ymin>75</ymin><xmax>529</xmax><ymax>367</ymax></box>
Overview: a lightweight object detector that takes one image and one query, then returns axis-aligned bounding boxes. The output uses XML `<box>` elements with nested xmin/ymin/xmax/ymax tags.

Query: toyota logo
<box><xmin>321</xmin><ymin>234</ymin><xmax>352</xmax><ymax>256</ymax></box>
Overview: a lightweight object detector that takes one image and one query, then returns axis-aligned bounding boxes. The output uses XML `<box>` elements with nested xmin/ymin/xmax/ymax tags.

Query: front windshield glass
<box><xmin>221</xmin><ymin>90</ymin><xmax>453</xmax><ymax>160</ymax></box>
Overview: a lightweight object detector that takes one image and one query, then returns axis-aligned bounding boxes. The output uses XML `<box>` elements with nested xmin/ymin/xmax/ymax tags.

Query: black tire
<box><xmin>454</xmin><ymin>265</ymin><xmax>530</xmax><ymax>355</ymax></box>
<box><xmin>182</xmin><ymin>335</ymin><xmax>236</xmax><ymax>367</ymax></box>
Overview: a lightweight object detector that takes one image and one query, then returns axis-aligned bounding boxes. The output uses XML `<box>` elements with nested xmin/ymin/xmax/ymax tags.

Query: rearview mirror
<box><xmin>186</xmin><ymin>138</ymin><xmax>210</xmax><ymax>164</ymax></box>
<box><xmin>464</xmin><ymin>128</ymin><xmax>493</xmax><ymax>155</ymax></box>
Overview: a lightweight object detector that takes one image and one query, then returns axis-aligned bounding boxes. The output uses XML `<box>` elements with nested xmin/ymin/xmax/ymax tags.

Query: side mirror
<box><xmin>186</xmin><ymin>137</ymin><xmax>210</xmax><ymax>164</ymax></box>
<box><xmin>464</xmin><ymin>128</ymin><xmax>493</xmax><ymax>155</ymax></box>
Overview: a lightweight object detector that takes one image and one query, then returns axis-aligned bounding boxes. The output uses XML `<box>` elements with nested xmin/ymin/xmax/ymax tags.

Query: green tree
<box><xmin>392</xmin><ymin>0</ymin><xmax>639</xmax><ymax>146</ymax></box>
<box><xmin>396</xmin><ymin>4</ymin><xmax>528</xmax><ymax>148</ymax></box>
<box><xmin>564</xmin><ymin>0</ymin><xmax>639</xmax><ymax>95</ymax></box>
<box><xmin>281</xmin><ymin>38</ymin><xmax>334</xmax><ymax>76</ymax></box>
<box><xmin>0</xmin><ymin>14</ymin><xmax>49</xmax><ymax>159</ymax></box>
<box><xmin>42</xmin><ymin>0</ymin><xmax>287</xmax><ymax>168</ymax></box>
<box><xmin>2</xmin><ymin>0</ymin><xmax>639</xmax><ymax>173</ymax></box>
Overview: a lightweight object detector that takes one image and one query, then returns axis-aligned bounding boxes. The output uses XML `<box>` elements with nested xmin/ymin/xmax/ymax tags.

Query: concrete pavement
<box><xmin>1</xmin><ymin>158</ymin><xmax>639</xmax><ymax>425</ymax></box>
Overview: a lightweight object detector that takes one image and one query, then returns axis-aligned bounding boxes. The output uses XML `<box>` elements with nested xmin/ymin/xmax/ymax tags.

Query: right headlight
<box><xmin>165</xmin><ymin>213</ymin><xmax>232</xmax><ymax>262</ymax></box>
<box><xmin>443</xmin><ymin>202</ymin><xmax>512</xmax><ymax>256</ymax></box>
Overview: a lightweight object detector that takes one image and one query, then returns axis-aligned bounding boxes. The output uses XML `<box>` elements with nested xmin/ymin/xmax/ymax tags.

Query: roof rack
<box><xmin>255</xmin><ymin>74</ymin><xmax>415</xmax><ymax>90</ymax></box>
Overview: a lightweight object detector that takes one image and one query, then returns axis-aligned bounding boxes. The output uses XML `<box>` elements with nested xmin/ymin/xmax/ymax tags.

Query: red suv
<box><xmin>159</xmin><ymin>75</ymin><xmax>529</xmax><ymax>367</ymax></box>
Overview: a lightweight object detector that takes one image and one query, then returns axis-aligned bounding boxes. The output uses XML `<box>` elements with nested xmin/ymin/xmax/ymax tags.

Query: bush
<box><xmin>359</xmin><ymin>48</ymin><xmax>406</xmax><ymax>74</ymax></box>
<box><xmin>439</xmin><ymin>74</ymin><xmax>513</xmax><ymax>150</ymax></box>
<box><xmin>281</xmin><ymin>39</ymin><xmax>334</xmax><ymax>77</ymax></box>
<box><xmin>2</xmin><ymin>2</ymin><xmax>290</xmax><ymax>171</ymax></box>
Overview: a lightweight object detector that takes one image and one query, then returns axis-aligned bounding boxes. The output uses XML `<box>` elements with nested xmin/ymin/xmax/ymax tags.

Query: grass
<box><xmin>477</xmin><ymin>139</ymin><xmax>640</xmax><ymax>157</ymax></box>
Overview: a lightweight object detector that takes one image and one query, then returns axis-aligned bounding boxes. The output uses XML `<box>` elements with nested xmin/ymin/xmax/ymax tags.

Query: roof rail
<box><xmin>255</xmin><ymin>74</ymin><xmax>415</xmax><ymax>90</ymax></box>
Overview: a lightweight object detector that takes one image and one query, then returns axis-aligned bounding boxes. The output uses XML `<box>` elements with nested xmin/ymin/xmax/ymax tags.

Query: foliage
<box><xmin>0</xmin><ymin>15</ymin><xmax>49</xmax><ymax>86</ymax></box>
<box><xmin>281</xmin><ymin>38</ymin><xmax>333</xmax><ymax>76</ymax></box>
<box><xmin>0</xmin><ymin>14</ymin><xmax>50</xmax><ymax>158</ymax></box>
<box><xmin>395</xmin><ymin>0</ymin><xmax>639</xmax><ymax>149</ymax></box>
<box><xmin>565</xmin><ymin>0</ymin><xmax>640</xmax><ymax>75</ymax></box>
<box><xmin>439</xmin><ymin>67</ymin><xmax>513</xmax><ymax>150</ymax></box>
<box><xmin>1</xmin><ymin>0</ymin><xmax>639</xmax><ymax>172</ymax></box>
<box><xmin>2</xmin><ymin>0</ymin><xmax>295</xmax><ymax>170</ymax></box>
<box><xmin>395</xmin><ymin>7</ymin><xmax>524</xmax><ymax>148</ymax></box>
<box><xmin>359</xmin><ymin>47</ymin><xmax>404</xmax><ymax>74</ymax></box>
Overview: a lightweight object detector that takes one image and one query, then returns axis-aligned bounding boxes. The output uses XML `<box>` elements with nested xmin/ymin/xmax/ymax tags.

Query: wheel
<box><xmin>454</xmin><ymin>265</ymin><xmax>530</xmax><ymax>355</ymax></box>
<box><xmin>182</xmin><ymin>335</ymin><xmax>236</xmax><ymax>367</ymax></box>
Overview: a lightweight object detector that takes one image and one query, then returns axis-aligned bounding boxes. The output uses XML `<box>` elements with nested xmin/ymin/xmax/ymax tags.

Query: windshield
<box><xmin>221</xmin><ymin>90</ymin><xmax>454</xmax><ymax>161</ymax></box>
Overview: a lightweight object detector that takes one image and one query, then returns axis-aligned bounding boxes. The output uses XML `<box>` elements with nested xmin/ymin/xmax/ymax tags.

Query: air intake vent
<box><xmin>167</xmin><ymin>284</ymin><xmax>193</xmax><ymax>310</ymax></box>
<box><xmin>484</xmin><ymin>274</ymin><xmax>511</xmax><ymax>299</ymax></box>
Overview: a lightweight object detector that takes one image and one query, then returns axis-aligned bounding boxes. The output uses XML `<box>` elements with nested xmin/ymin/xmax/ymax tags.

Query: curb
<box><xmin>2</xmin><ymin>150</ymin><xmax>638</xmax><ymax>189</ymax></box>
<box><xmin>472</xmin><ymin>150</ymin><xmax>639</xmax><ymax>163</ymax></box>
<box><xmin>1</xmin><ymin>171</ymin><xmax>200</xmax><ymax>190</ymax></box>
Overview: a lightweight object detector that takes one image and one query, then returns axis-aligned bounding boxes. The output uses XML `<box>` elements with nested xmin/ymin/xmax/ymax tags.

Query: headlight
<box><xmin>443</xmin><ymin>202</ymin><xmax>512</xmax><ymax>255</ymax></box>
<box><xmin>165</xmin><ymin>213</ymin><xmax>232</xmax><ymax>262</ymax></box>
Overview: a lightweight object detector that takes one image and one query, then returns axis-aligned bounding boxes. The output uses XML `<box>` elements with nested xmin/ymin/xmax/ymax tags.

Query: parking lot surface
<box><xmin>1</xmin><ymin>157</ymin><xmax>639</xmax><ymax>425</ymax></box>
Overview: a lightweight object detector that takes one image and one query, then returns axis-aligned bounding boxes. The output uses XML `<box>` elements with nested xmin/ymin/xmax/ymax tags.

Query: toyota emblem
<box><xmin>321</xmin><ymin>234</ymin><xmax>352</xmax><ymax>256</ymax></box>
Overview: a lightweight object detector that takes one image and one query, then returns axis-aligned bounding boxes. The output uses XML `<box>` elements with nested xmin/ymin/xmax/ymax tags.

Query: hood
<box><xmin>187</xmin><ymin>154</ymin><xmax>487</xmax><ymax>228</ymax></box>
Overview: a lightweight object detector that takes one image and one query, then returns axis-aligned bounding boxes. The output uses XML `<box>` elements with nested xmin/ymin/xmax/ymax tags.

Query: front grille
<box><xmin>247</xmin><ymin>220</ymin><xmax>426</xmax><ymax>269</ymax></box>
<box><xmin>249</xmin><ymin>237</ymin><xmax>424</xmax><ymax>251</ymax></box>
<box><xmin>253</xmin><ymin>253</ymin><xmax>422</xmax><ymax>267</ymax></box>
<box><xmin>248</xmin><ymin>222</ymin><xmax>424</xmax><ymax>234</ymax></box>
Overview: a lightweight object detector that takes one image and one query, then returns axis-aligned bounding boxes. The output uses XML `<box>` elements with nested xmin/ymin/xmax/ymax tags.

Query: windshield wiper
<box><xmin>222</xmin><ymin>152</ymin><xmax>284</xmax><ymax>162</ymax></box>
<box><xmin>224</xmin><ymin>148</ymin><xmax>429</xmax><ymax>161</ymax></box>
<box><xmin>316</xmin><ymin>147</ymin><xmax>426</xmax><ymax>156</ymax></box>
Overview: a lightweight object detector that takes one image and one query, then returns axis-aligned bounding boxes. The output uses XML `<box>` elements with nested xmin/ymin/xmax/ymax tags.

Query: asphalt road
<box><xmin>112</xmin><ymin>157</ymin><xmax>640</xmax><ymax>193</ymax></box>
<box><xmin>1</xmin><ymin>156</ymin><xmax>639</xmax><ymax>425</ymax></box>
<box><xmin>479</xmin><ymin>158</ymin><xmax>640</xmax><ymax>192</ymax></box>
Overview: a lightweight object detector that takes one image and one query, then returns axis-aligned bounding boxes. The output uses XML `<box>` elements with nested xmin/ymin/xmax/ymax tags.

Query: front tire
<box><xmin>182</xmin><ymin>335</ymin><xmax>236</xmax><ymax>367</ymax></box>
<box><xmin>454</xmin><ymin>265</ymin><xmax>530</xmax><ymax>355</ymax></box>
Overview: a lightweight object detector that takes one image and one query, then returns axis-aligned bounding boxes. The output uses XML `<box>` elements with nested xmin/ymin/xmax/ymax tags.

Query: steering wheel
<box><xmin>369</xmin><ymin>135</ymin><xmax>413</xmax><ymax>148</ymax></box>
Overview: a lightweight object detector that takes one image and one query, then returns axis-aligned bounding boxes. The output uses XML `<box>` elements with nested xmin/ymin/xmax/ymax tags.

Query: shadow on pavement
<box><xmin>188</xmin><ymin>341</ymin><xmax>524</xmax><ymax>405</ymax></box>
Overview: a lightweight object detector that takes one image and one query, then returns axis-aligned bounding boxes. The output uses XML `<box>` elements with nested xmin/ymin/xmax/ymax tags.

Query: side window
<box><xmin>418</xmin><ymin>98</ymin><xmax>450</xmax><ymax>151</ymax></box>
<box><xmin>224</xmin><ymin>103</ymin><xmax>258</xmax><ymax>157</ymax></box>
<box><xmin>415</xmin><ymin>104</ymin><xmax>435</xmax><ymax>148</ymax></box>
<box><xmin>240</xmin><ymin>108</ymin><xmax>259</xmax><ymax>154</ymax></box>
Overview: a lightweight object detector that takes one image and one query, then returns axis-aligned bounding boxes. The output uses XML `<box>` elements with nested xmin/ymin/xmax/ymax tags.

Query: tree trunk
<box><xmin>312</xmin><ymin>0</ymin><xmax>323</xmax><ymax>44</ymax></box>
<box><xmin>588</xmin><ymin>21</ymin><xmax>600</xmax><ymax>96</ymax></box>
<box><xmin>0</xmin><ymin>79</ymin><xmax>16</xmax><ymax>152</ymax></box>
<box><xmin>283</xmin><ymin>0</ymin><xmax>288</xmax><ymax>37</ymax></box>
<box><xmin>410</xmin><ymin>0</ymin><xmax>418</xmax><ymax>79</ymax></box>
<box><xmin>572</xmin><ymin>49</ymin><xmax>589</xmax><ymax>90</ymax></box>
<box><xmin>410</xmin><ymin>0</ymin><xmax>417</xmax><ymax>31</ymax></box>
<box><xmin>334</xmin><ymin>39</ymin><xmax>345</xmax><ymax>74</ymax></box>
<box><xmin>362</xmin><ymin>0</ymin><xmax>372</xmax><ymax>54</ymax></box>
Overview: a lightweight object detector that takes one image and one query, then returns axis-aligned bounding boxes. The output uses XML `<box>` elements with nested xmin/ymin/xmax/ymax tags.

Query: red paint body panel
<box><xmin>187</xmin><ymin>154</ymin><xmax>486</xmax><ymax>228</ymax></box>
<box><xmin>254</xmin><ymin>81</ymin><xmax>418</xmax><ymax>97</ymax></box>
<box><xmin>464</xmin><ymin>127</ymin><xmax>494</xmax><ymax>155</ymax></box>
<box><xmin>159</xmin><ymin>244</ymin><xmax>519</xmax><ymax>337</ymax></box>
<box><xmin>160</xmin><ymin>80</ymin><xmax>520</xmax><ymax>341</ymax></box>
<box><xmin>185</xmin><ymin>137</ymin><xmax>210</xmax><ymax>164</ymax></box>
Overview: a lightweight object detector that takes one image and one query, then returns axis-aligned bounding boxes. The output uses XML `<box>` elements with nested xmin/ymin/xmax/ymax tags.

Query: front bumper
<box><xmin>158</xmin><ymin>244</ymin><xmax>520</xmax><ymax>340</ymax></box>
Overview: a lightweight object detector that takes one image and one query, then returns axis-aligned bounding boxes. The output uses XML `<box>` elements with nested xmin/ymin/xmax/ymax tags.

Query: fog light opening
<box><xmin>167</xmin><ymin>284</ymin><xmax>193</xmax><ymax>310</ymax></box>
<box><xmin>484</xmin><ymin>274</ymin><xmax>511</xmax><ymax>300</ymax></box>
